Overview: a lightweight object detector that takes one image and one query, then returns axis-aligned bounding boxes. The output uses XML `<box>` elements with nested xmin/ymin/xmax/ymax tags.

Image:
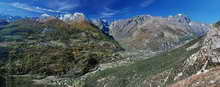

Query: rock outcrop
<box><xmin>170</xmin><ymin>67</ymin><xmax>220</xmax><ymax>87</ymax></box>
<box><xmin>168</xmin><ymin>24</ymin><xmax>220</xmax><ymax>87</ymax></box>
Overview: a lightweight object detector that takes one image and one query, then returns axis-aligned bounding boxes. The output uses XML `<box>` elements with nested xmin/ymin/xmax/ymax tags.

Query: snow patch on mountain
<box><xmin>60</xmin><ymin>12</ymin><xmax>87</xmax><ymax>22</ymax></box>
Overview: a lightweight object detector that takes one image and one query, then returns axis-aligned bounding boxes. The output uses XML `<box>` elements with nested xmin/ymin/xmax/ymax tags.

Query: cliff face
<box><xmin>167</xmin><ymin>26</ymin><xmax>220</xmax><ymax>87</ymax></box>
<box><xmin>110</xmin><ymin>14</ymin><xmax>210</xmax><ymax>52</ymax></box>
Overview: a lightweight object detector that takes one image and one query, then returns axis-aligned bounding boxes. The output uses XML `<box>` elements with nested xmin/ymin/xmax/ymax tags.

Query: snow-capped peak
<box><xmin>73</xmin><ymin>12</ymin><xmax>85</xmax><ymax>17</ymax></box>
<box><xmin>60</xmin><ymin>12</ymin><xmax>87</xmax><ymax>22</ymax></box>
<box><xmin>178</xmin><ymin>13</ymin><xmax>183</xmax><ymax>16</ymax></box>
<box><xmin>41</xmin><ymin>13</ymin><xmax>50</xmax><ymax>18</ymax></box>
<box><xmin>189</xmin><ymin>22</ymin><xmax>192</xmax><ymax>26</ymax></box>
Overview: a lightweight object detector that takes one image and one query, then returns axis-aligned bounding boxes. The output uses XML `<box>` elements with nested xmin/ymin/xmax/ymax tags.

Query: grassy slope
<box><xmin>85</xmin><ymin>37</ymin><xmax>203</xmax><ymax>87</ymax></box>
<box><xmin>0</xmin><ymin>18</ymin><xmax>122</xmax><ymax>77</ymax></box>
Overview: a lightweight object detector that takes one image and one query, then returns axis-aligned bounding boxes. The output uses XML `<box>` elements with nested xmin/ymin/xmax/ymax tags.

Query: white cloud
<box><xmin>101</xmin><ymin>7</ymin><xmax>119</xmax><ymax>17</ymax></box>
<box><xmin>11</xmin><ymin>2</ymin><xmax>44</xmax><ymax>13</ymax></box>
<box><xmin>47</xmin><ymin>0</ymin><xmax>79</xmax><ymax>11</ymax></box>
<box><xmin>101</xmin><ymin>12</ymin><xmax>117</xmax><ymax>17</ymax></box>
<box><xmin>0</xmin><ymin>2</ymin><xmax>66</xmax><ymax>13</ymax></box>
<box><xmin>35</xmin><ymin>6</ymin><xmax>63</xmax><ymax>13</ymax></box>
<box><xmin>140</xmin><ymin>0</ymin><xmax>155</xmax><ymax>7</ymax></box>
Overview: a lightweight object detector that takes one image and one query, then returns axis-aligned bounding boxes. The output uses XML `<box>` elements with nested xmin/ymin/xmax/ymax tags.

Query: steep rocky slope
<box><xmin>72</xmin><ymin>24</ymin><xmax>215</xmax><ymax>87</ymax></box>
<box><xmin>168</xmin><ymin>23</ymin><xmax>220</xmax><ymax>87</ymax></box>
<box><xmin>170</xmin><ymin>67</ymin><xmax>220</xmax><ymax>87</ymax></box>
<box><xmin>110</xmin><ymin>14</ymin><xmax>210</xmax><ymax>52</ymax></box>
<box><xmin>131</xmin><ymin>22</ymin><xmax>220</xmax><ymax>87</ymax></box>
<box><xmin>92</xmin><ymin>19</ymin><xmax>110</xmax><ymax>34</ymax></box>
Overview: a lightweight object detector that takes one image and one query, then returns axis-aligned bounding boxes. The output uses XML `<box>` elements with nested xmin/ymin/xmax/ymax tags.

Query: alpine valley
<box><xmin>0</xmin><ymin>13</ymin><xmax>220</xmax><ymax>87</ymax></box>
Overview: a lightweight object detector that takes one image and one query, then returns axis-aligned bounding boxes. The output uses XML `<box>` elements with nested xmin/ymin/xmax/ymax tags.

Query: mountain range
<box><xmin>0</xmin><ymin>13</ymin><xmax>219</xmax><ymax>87</ymax></box>
<box><xmin>110</xmin><ymin>14</ymin><xmax>210</xmax><ymax>52</ymax></box>
<box><xmin>0</xmin><ymin>14</ymin><xmax>22</xmax><ymax>22</ymax></box>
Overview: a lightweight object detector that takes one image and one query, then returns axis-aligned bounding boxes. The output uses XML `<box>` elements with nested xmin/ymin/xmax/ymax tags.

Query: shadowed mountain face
<box><xmin>92</xmin><ymin>19</ymin><xmax>110</xmax><ymax>35</ymax></box>
<box><xmin>110</xmin><ymin>14</ymin><xmax>210</xmax><ymax>52</ymax></box>
<box><xmin>0</xmin><ymin>13</ymin><xmax>122</xmax><ymax>76</ymax></box>
<box><xmin>0</xmin><ymin>19</ymin><xmax>8</xmax><ymax>27</ymax></box>
<box><xmin>0</xmin><ymin>76</ymin><xmax>6</xmax><ymax>87</ymax></box>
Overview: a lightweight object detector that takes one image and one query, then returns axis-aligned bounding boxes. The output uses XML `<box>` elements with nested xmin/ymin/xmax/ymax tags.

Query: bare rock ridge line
<box><xmin>169</xmin><ymin>24</ymin><xmax>220</xmax><ymax>87</ymax></box>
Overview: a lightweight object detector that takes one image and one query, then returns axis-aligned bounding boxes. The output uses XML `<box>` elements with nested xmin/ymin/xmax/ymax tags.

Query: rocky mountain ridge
<box><xmin>167</xmin><ymin>23</ymin><xmax>220</xmax><ymax>87</ymax></box>
<box><xmin>110</xmin><ymin>14</ymin><xmax>211</xmax><ymax>52</ymax></box>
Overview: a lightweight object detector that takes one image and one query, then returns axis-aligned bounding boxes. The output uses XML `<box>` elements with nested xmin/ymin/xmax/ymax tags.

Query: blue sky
<box><xmin>0</xmin><ymin>0</ymin><xmax>220</xmax><ymax>23</ymax></box>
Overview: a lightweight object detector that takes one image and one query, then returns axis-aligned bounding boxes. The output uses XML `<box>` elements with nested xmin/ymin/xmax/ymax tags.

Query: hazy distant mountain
<box><xmin>0</xmin><ymin>14</ymin><xmax>22</xmax><ymax>22</ymax></box>
<box><xmin>59</xmin><ymin>12</ymin><xmax>87</xmax><ymax>23</ymax></box>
